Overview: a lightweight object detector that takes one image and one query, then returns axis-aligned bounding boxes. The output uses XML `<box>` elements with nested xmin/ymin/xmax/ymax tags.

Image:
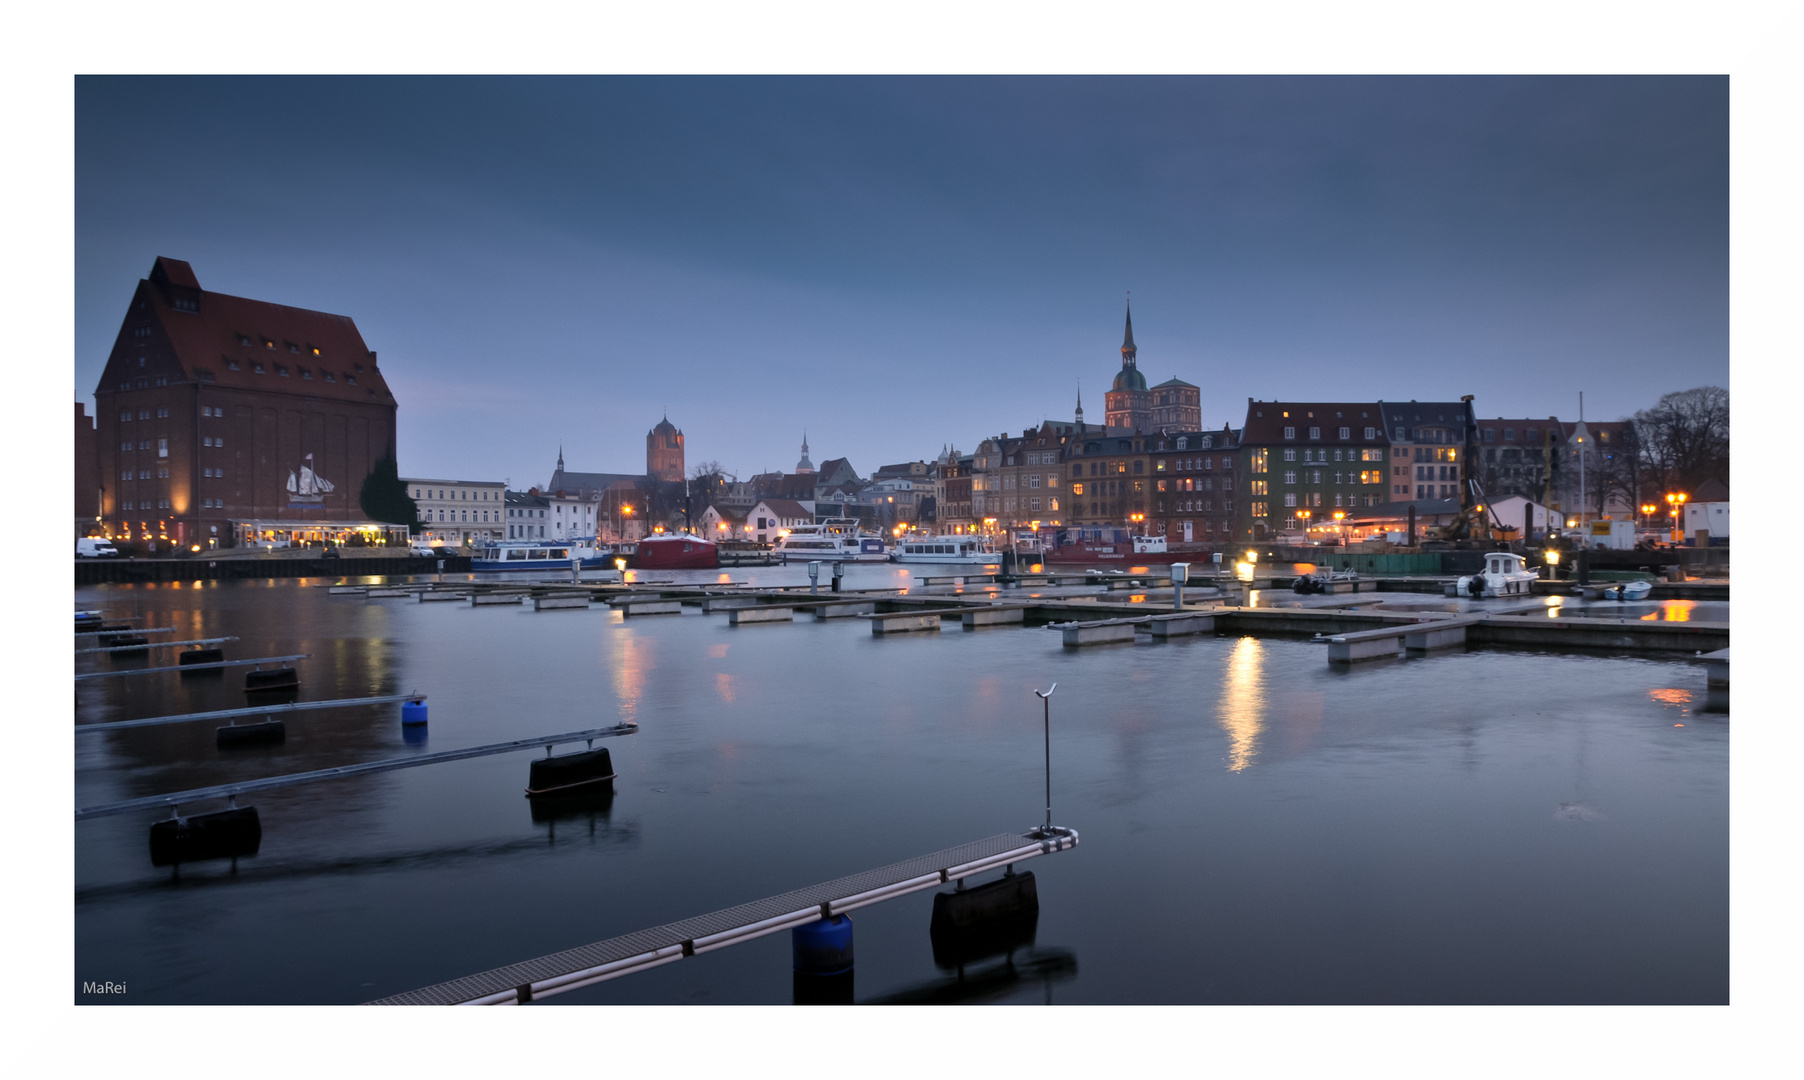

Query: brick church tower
<box><xmin>646</xmin><ymin>415</ymin><xmax>685</xmax><ymax>483</ymax></box>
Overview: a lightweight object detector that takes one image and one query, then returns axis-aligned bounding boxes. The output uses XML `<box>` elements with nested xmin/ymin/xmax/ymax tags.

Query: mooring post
<box><xmin>1171</xmin><ymin>561</ymin><xmax>1189</xmax><ymax>611</ymax></box>
<box><xmin>1034</xmin><ymin>683</ymin><xmax>1058</xmax><ymax>831</ymax></box>
<box><xmin>809</xmin><ymin>561</ymin><xmax>820</xmax><ymax>595</ymax></box>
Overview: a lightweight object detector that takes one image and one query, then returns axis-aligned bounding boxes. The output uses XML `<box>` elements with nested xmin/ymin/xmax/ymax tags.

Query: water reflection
<box><xmin>1641</xmin><ymin>600</ymin><xmax>1697</xmax><ymax>623</ymax></box>
<box><xmin>863</xmin><ymin>948</ymin><xmax>1078</xmax><ymax>1004</ymax></box>
<box><xmin>1217</xmin><ymin>637</ymin><xmax>1265</xmax><ymax>772</ymax></box>
<box><xmin>611</xmin><ymin>632</ymin><xmax>649</xmax><ymax>725</ymax></box>
<box><xmin>715</xmin><ymin>672</ymin><xmax>736</xmax><ymax>703</ymax></box>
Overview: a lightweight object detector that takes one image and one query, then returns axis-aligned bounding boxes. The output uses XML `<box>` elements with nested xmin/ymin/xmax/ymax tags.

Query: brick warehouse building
<box><xmin>93</xmin><ymin>258</ymin><xmax>401</xmax><ymax>550</ymax></box>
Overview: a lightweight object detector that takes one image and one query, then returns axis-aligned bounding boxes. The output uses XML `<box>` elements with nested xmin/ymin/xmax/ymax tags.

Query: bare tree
<box><xmin>687</xmin><ymin>460</ymin><xmax>734</xmax><ymax>511</ymax></box>
<box><xmin>1633</xmin><ymin>386</ymin><xmax>1729</xmax><ymax>496</ymax></box>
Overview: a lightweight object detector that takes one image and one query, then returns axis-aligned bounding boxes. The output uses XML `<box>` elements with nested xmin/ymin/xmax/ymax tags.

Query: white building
<box><xmin>746</xmin><ymin>498</ymin><xmax>814</xmax><ymax>544</ymax></box>
<box><xmin>503</xmin><ymin>490</ymin><xmax>548</xmax><ymax>540</ymax></box>
<box><xmin>545</xmin><ymin>491</ymin><xmax>602</xmax><ymax>540</ymax></box>
<box><xmin>697</xmin><ymin>503</ymin><xmax>749</xmax><ymax>541</ymax></box>
<box><xmin>405</xmin><ymin>477</ymin><xmax>507</xmax><ymax>546</ymax></box>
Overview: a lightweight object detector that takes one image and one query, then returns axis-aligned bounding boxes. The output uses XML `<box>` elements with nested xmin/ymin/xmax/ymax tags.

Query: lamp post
<box><xmin>1033</xmin><ymin>683</ymin><xmax>1058</xmax><ymax>833</ymax></box>
<box><xmin>1297</xmin><ymin>508</ymin><xmax>1311</xmax><ymax>542</ymax></box>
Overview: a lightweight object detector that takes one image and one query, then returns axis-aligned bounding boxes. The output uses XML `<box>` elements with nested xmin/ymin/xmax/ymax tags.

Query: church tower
<box><xmin>1075</xmin><ymin>382</ymin><xmax>1085</xmax><ymax>428</ymax></box>
<box><xmin>646</xmin><ymin>415</ymin><xmax>685</xmax><ymax>483</ymax></box>
<box><xmin>1104</xmin><ymin>302</ymin><xmax>1151</xmax><ymax>431</ymax></box>
<box><xmin>795</xmin><ymin>432</ymin><xmax>815</xmax><ymax>474</ymax></box>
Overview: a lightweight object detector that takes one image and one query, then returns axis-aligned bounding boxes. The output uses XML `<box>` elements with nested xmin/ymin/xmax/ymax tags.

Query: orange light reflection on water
<box><xmin>1217</xmin><ymin>637</ymin><xmax>1265</xmax><ymax>772</ymax></box>
<box><xmin>1648</xmin><ymin>688</ymin><xmax>1694</xmax><ymax>706</ymax></box>
<box><xmin>1641</xmin><ymin>600</ymin><xmax>1697</xmax><ymax>622</ymax></box>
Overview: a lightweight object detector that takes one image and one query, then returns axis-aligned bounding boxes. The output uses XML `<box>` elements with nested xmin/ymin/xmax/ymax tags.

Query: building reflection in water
<box><xmin>1217</xmin><ymin>636</ymin><xmax>1266</xmax><ymax>772</ymax></box>
<box><xmin>611</xmin><ymin>633</ymin><xmax>649</xmax><ymax>726</ymax></box>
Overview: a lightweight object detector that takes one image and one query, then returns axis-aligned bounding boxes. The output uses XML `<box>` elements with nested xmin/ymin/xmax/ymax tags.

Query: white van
<box><xmin>76</xmin><ymin>537</ymin><xmax>120</xmax><ymax>558</ymax></box>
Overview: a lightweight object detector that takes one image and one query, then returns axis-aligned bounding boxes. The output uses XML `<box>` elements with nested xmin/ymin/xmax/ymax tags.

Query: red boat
<box><xmin>1041</xmin><ymin>529</ymin><xmax>1191</xmax><ymax>567</ymax></box>
<box><xmin>632</xmin><ymin>532</ymin><xmax>719</xmax><ymax>570</ymax></box>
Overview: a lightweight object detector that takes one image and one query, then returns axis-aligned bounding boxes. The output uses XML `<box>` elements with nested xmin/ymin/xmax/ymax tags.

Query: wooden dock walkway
<box><xmin>369</xmin><ymin>827</ymin><xmax>1079</xmax><ymax>1005</ymax></box>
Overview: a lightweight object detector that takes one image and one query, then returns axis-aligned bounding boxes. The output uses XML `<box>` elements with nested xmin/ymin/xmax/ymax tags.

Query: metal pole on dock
<box><xmin>1034</xmin><ymin>683</ymin><xmax>1057</xmax><ymax>832</ymax></box>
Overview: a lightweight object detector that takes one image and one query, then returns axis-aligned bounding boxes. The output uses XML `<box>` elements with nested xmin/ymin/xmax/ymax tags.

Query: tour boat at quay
<box><xmin>633</xmin><ymin>532</ymin><xmax>719</xmax><ymax>570</ymax></box>
<box><xmin>472</xmin><ymin>539</ymin><xmax>613</xmax><ymax>571</ymax></box>
<box><xmin>889</xmin><ymin>535</ymin><xmax>1002</xmax><ymax>566</ymax></box>
<box><xmin>774</xmin><ymin>521</ymin><xmax>888</xmax><ymax>563</ymax></box>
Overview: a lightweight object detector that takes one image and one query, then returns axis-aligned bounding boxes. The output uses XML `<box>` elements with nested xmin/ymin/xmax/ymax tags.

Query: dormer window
<box><xmin>253</xmin><ymin>363</ymin><xmax>265</xmax><ymax>374</ymax></box>
<box><xmin>289</xmin><ymin>343</ymin><xmax>300</xmax><ymax>353</ymax></box>
<box><xmin>311</xmin><ymin>347</ymin><xmax>321</xmax><ymax>356</ymax></box>
<box><xmin>277</xmin><ymin>365</ymin><xmax>289</xmax><ymax>377</ymax></box>
<box><xmin>265</xmin><ymin>340</ymin><xmax>275</xmax><ymax>349</ymax></box>
<box><xmin>323</xmin><ymin>371</ymin><xmax>335</xmax><ymax>382</ymax></box>
<box><xmin>300</xmin><ymin>368</ymin><xmax>313</xmax><ymax>380</ymax></box>
<box><xmin>237</xmin><ymin>334</ymin><xmax>252</xmax><ymax>346</ymax></box>
<box><xmin>227</xmin><ymin>360</ymin><xmax>240</xmax><ymax>371</ymax></box>
<box><xmin>346</xmin><ymin>374</ymin><xmax>357</xmax><ymax>385</ymax></box>
<box><xmin>354</xmin><ymin>363</ymin><xmax>364</xmax><ymax>373</ymax></box>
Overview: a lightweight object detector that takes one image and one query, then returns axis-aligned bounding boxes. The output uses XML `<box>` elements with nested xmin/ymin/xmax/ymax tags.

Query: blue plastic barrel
<box><xmin>401</xmin><ymin>700</ymin><xmax>428</xmax><ymax>726</ymax></box>
<box><xmin>792</xmin><ymin>914</ymin><xmax>854</xmax><ymax>975</ymax></box>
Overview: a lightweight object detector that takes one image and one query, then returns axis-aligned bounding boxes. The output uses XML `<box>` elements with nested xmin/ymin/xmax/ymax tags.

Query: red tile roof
<box><xmin>99</xmin><ymin>258</ymin><xmax>395</xmax><ymax>406</ymax></box>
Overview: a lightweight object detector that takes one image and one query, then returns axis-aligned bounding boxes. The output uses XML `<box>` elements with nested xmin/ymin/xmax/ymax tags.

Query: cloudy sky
<box><xmin>75</xmin><ymin>75</ymin><xmax>1727</xmax><ymax>486</ymax></box>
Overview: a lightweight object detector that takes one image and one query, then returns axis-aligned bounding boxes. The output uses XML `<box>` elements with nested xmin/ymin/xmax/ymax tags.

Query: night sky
<box><xmin>75</xmin><ymin>76</ymin><xmax>1727</xmax><ymax>487</ymax></box>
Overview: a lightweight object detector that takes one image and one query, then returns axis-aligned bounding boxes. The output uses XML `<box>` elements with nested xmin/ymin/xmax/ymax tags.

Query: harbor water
<box><xmin>74</xmin><ymin>568</ymin><xmax>1728</xmax><ymax>1003</ymax></box>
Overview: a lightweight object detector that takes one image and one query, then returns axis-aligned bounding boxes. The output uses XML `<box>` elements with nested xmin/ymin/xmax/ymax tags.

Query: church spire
<box><xmin>1075</xmin><ymin>380</ymin><xmax>1085</xmax><ymax>427</ymax></box>
<box><xmin>556</xmin><ymin>444</ymin><xmax>565</xmax><ymax>472</ymax></box>
<box><xmin>1121</xmin><ymin>301</ymin><xmax>1137</xmax><ymax>367</ymax></box>
<box><xmin>795</xmin><ymin>430</ymin><xmax>815</xmax><ymax>474</ymax></box>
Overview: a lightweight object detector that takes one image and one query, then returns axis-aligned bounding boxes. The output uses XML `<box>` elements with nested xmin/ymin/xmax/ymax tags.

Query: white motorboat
<box><xmin>890</xmin><ymin>535</ymin><xmax>1002</xmax><ymax>566</ymax></box>
<box><xmin>1457</xmin><ymin>551</ymin><xmax>1540</xmax><ymax>597</ymax></box>
<box><xmin>774</xmin><ymin>520</ymin><xmax>888</xmax><ymax>563</ymax></box>
<box><xmin>472</xmin><ymin>538</ymin><xmax>613</xmax><ymax>571</ymax></box>
<box><xmin>1601</xmin><ymin>579</ymin><xmax>1654</xmax><ymax>601</ymax></box>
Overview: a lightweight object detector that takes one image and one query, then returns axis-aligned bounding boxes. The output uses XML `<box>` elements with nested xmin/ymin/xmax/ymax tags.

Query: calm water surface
<box><xmin>74</xmin><ymin>568</ymin><xmax>1728</xmax><ymax>1003</ymax></box>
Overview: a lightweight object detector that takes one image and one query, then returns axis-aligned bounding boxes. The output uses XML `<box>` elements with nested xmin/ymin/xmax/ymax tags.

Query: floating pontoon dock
<box><xmin>75</xmin><ymin>636</ymin><xmax>240</xmax><ymax>655</ymax></box>
<box><xmin>73</xmin><ymin>653</ymin><xmax>311</xmax><ymax>681</ymax></box>
<box><xmin>370</xmin><ymin>827</ymin><xmax>1079</xmax><ymax>1005</ymax></box>
<box><xmin>73</xmin><ymin>693</ymin><xmax>429</xmax><ymax>734</ymax></box>
<box><xmin>74</xmin><ymin>722</ymin><xmax>638</xmax><ymax>821</ymax></box>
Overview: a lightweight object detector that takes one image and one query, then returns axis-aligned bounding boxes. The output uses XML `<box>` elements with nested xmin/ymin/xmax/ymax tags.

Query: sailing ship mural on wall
<box><xmin>286</xmin><ymin>453</ymin><xmax>336</xmax><ymax>508</ymax></box>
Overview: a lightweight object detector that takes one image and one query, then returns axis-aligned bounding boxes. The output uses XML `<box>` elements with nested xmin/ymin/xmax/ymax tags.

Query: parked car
<box><xmin>76</xmin><ymin>537</ymin><xmax>120</xmax><ymax>558</ymax></box>
<box><xmin>409</xmin><ymin>539</ymin><xmax>440</xmax><ymax>557</ymax></box>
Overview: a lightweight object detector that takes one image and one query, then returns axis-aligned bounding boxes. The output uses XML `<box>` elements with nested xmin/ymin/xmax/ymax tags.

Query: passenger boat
<box><xmin>1043</xmin><ymin>528</ymin><xmax>1189</xmax><ymax>566</ymax></box>
<box><xmin>1601</xmin><ymin>579</ymin><xmax>1654</xmax><ymax>601</ymax></box>
<box><xmin>889</xmin><ymin>535</ymin><xmax>1002</xmax><ymax>566</ymax></box>
<box><xmin>633</xmin><ymin>532</ymin><xmax>719</xmax><ymax>570</ymax></box>
<box><xmin>774</xmin><ymin>520</ymin><xmax>888</xmax><ymax>563</ymax></box>
<box><xmin>471</xmin><ymin>539</ymin><xmax>613</xmax><ymax>571</ymax></box>
<box><xmin>1456</xmin><ymin>551</ymin><xmax>1541</xmax><ymax>597</ymax></box>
